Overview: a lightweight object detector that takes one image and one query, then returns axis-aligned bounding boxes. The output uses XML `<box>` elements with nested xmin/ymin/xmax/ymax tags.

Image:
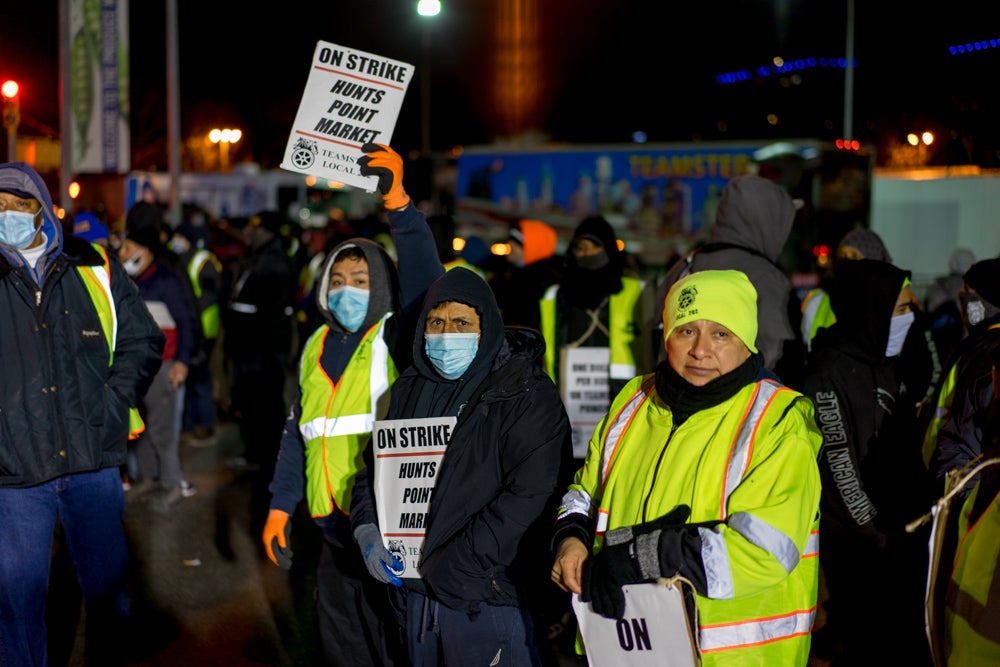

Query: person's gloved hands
<box><xmin>604</xmin><ymin>504</ymin><xmax>691</xmax><ymax>546</ymax></box>
<box><xmin>263</xmin><ymin>509</ymin><xmax>293</xmax><ymax>570</ymax></box>
<box><xmin>581</xmin><ymin>505</ymin><xmax>693</xmax><ymax>620</ymax></box>
<box><xmin>354</xmin><ymin>523</ymin><xmax>404</xmax><ymax>587</ymax></box>
<box><xmin>357</xmin><ymin>143</ymin><xmax>410</xmax><ymax>211</ymax></box>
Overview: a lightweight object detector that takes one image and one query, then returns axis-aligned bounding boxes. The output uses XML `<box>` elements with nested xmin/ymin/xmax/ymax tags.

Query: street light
<box><xmin>2</xmin><ymin>79</ymin><xmax>20</xmax><ymax>163</ymax></box>
<box><xmin>209</xmin><ymin>128</ymin><xmax>241</xmax><ymax>172</ymax></box>
<box><xmin>417</xmin><ymin>0</ymin><xmax>441</xmax><ymax>156</ymax></box>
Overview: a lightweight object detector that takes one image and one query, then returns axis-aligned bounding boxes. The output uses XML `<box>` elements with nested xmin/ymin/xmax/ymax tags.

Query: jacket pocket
<box><xmin>0</xmin><ymin>405</ymin><xmax>23</xmax><ymax>478</ymax></box>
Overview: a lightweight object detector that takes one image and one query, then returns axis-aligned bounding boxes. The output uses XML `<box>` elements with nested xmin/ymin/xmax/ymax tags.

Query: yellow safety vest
<box><xmin>186</xmin><ymin>248</ymin><xmax>221</xmax><ymax>339</ymax></box>
<box><xmin>76</xmin><ymin>243</ymin><xmax>146</xmax><ymax>440</ymax></box>
<box><xmin>540</xmin><ymin>276</ymin><xmax>646</xmax><ymax>384</ymax></box>
<box><xmin>944</xmin><ymin>481</ymin><xmax>1000</xmax><ymax>665</ymax></box>
<box><xmin>800</xmin><ymin>288</ymin><xmax>837</xmax><ymax>351</ymax></box>
<box><xmin>298</xmin><ymin>316</ymin><xmax>397</xmax><ymax>518</ymax></box>
<box><xmin>559</xmin><ymin>375</ymin><xmax>822</xmax><ymax>666</ymax></box>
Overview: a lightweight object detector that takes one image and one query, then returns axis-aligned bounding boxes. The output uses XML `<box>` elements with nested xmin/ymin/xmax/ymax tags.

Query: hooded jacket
<box><xmin>656</xmin><ymin>175</ymin><xmax>797</xmax><ymax>371</ymax></box>
<box><xmin>803</xmin><ymin>259</ymin><xmax>930</xmax><ymax>545</ymax></box>
<box><xmin>351</xmin><ymin>267</ymin><xmax>574</xmax><ymax>614</ymax></box>
<box><xmin>0</xmin><ymin>162</ymin><xmax>165</xmax><ymax>487</ymax></box>
<box><xmin>268</xmin><ymin>205</ymin><xmax>444</xmax><ymax>540</ymax></box>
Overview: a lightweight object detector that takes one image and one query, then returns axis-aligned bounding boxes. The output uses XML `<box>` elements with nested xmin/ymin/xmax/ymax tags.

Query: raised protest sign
<box><xmin>372</xmin><ymin>416</ymin><xmax>456</xmax><ymax>579</ymax></box>
<box><xmin>280</xmin><ymin>41</ymin><xmax>413</xmax><ymax>192</ymax></box>
<box><xmin>561</xmin><ymin>347</ymin><xmax>611</xmax><ymax>458</ymax></box>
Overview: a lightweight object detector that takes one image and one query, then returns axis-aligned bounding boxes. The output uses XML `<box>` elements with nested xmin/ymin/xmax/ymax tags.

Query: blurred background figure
<box><xmin>427</xmin><ymin>213</ymin><xmax>486</xmax><ymax>277</ymax></box>
<box><xmin>492</xmin><ymin>218</ymin><xmax>563</xmax><ymax>328</ymax></box>
<box><xmin>223</xmin><ymin>209</ymin><xmax>297</xmax><ymax>541</ymax></box>
<box><xmin>924</xmin><ymin>247</ymin><xmax>977</xmax><ymax>364</ymax></box>
<box><xmin>72</xmin><ymin>211</ymin><xmax>110</xmax><ymax>247</ymax></box>
<box><xmin>169</xmin><ymin>219</ymin><xmax>224</xmax><ymax>445</ymax></box>
<box><xmin>120</xmin><ymin>202</ymin><xmax>200</xmax><ymax>511</ymax></box>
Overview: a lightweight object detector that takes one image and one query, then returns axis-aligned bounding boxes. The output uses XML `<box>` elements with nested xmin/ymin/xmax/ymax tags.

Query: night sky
<box><xmin>4</xmin><ymin>1</ymin><xmax>1000</xmax><ymax>168</ymax></box>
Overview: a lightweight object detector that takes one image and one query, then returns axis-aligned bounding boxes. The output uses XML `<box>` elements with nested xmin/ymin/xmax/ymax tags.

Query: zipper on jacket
<box><xmin>641</xmin><ymin>422</ymin><xmax>679</xmax><ymax>521</ymax></box>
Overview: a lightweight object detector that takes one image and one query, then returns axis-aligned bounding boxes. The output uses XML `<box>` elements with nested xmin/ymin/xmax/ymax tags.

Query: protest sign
<box><xmin>372</xmin><ymin>416</ymin><xmax>456</xmax><ymax>579</ymax></box>
<box><xmin>561</xmin><ymin>347</ymin><xmax>611</xmax><ymax>458</ymax></box>
<box><xmin>280</xmin><ymin>41</ymin><xmax>413</xmax><ymax>191</ymax></box>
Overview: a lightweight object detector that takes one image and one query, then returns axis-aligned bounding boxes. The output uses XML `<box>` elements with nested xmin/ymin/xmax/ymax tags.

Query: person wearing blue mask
<box><xmin>262</xmin><ymin>144</ymin><xmax>442</xmax><ymax>666</ymax></box>
<box><xmin>350</xmin><ymin>266</ymin><xmax>575</xmax><ymax>666</ymax></box>
<box><xmin>0</xmin><ymin>162</ymin><xmax>165</xmax><ymax>664</ymax></box>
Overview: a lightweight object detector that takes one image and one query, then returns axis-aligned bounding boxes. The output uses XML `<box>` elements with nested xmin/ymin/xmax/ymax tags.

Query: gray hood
<box><xmin>315</xmin><ymin>238</ymin><xmax>399</xmax><ymax>334</ymax></box>
<box><xmin>708</xmin><ymin>175</ymin><xmax>796</xmax><ymax>261</ymax></box>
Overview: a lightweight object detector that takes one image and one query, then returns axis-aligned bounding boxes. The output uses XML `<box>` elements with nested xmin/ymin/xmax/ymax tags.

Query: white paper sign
<box><xmin>561</xmin><ymin>347</ymin><xmax>611</xmax><ymax>458</ymax></box>
<box><xmin>280</xmin><ymin>41</ymin><xmax>414</xmax><ymax>191</ymax></box>
<box><xmin>372</xmin><ymin>416</ymin><xmax>457</xmax><ymax>579</ymax></box>
<box><xmin>572</xmin><ymin>581</ymin><xmax>698</xmax><ymax>667</ymax></box>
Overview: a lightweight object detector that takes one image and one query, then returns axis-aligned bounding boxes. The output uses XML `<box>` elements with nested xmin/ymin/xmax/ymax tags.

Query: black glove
<box><xmin>581</xmin><ymin>539</ymin><xmax>645</xmax><ymax>620</ymax></box>
<box><xmin>581</xmin><ymin>505</ymin><xmax>696</xmax><ymax>620</ymax></box>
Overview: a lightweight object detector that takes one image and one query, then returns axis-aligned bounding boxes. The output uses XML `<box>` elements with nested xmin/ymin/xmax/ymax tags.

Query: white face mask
<box><xmin>123</xmin><ymin>251</ymin><xmax>145</xmax><ymax>276</ymax></box>
<box><xmin>885</xmin><ymin>311</ymin><xmax>915</xmax><ymax>357</ymax></box>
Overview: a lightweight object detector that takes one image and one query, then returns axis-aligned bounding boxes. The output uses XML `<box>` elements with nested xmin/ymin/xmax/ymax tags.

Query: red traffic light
<box><xmin>835</xmin><ymin>138</ymin><xmax>861</xmax><ymax>151</ymax></box>
<box><xmin>1</xmin><ymin>80</ymin><xmax>18</xmax><ymax>100</ymax></box>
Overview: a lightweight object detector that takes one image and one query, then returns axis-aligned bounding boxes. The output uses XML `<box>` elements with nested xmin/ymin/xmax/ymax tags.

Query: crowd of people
<box><xmin>1</xmin><ymin>152</ymin><xmax>998</xmax><ymax>667</ymax></box>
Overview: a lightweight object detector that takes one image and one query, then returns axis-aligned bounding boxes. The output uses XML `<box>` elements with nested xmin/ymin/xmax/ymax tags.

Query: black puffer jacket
<box><xmin>352</xmin><ymin>268</ymin><xmax>574</xmax><ymax>614</ymax></box>
<box><xmin>0</xmin><ymin>162</ymin><xmax>165</xmax><ymax>487</ymax></box>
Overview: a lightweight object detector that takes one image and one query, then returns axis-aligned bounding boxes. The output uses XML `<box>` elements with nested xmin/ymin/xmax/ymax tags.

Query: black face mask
<box><xmin>573</xmin><ymin>250</ymin><xmax>609</xmax><ymax>271</ymax></box>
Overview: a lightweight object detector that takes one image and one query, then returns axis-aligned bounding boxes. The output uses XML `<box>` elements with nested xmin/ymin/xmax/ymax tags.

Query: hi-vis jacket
<box><xmin>560</xmin><ymin>374</ymin><xmax>823</xmax><ymax>666</ymax></box>
<box><xmin>944</xmin><ymin>477</ymin><xmax>1000</xmax><ymax>665</ymax></box>
<box><xmin>539</xmin><ymin>275</ymin><xmax>646</xmax><ymax>384</ymax></box>
<box><xmin>298</xmin><ymin>317</ymin><xmax>397</xmax><ymax>518</ymax></box>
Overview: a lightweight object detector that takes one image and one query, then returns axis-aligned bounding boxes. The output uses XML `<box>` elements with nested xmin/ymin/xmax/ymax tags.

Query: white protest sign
<box><xmin>280</xmin><ymin>41</ymin><xmax>414</xmax><ymax>192</ymax></box>
<box><xmin>572</xmin><ymin>581</ymin><xmax>698</xmax><ymax>667</ymax></box>
<box><xmin>372</xmin><ymin>416</ymin><xmax>457</xmax><ymax>579</ymax></box>
<box><xmin>561</xmin><ymin>347</ymin><xmax>611</xmax><ymax>458</ymax></box>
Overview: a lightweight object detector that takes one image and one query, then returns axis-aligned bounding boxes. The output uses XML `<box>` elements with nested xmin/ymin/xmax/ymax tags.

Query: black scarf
<box><xmin>655</xmin><ymin>353</ymin><xmax>763</xmax><ymax>421</ymax></box>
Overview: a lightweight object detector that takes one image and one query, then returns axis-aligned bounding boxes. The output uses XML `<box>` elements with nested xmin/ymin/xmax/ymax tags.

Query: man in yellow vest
<box><xmin>0</xmin><ymin>162</ymin><xmax>165</xmax><ymax>664</ymax></box>
<box><xmin>551</xmin><ymin>269</ymin><xmax>823</xmax><ymax>667</ymax></box>
<box><xmin>261</xmin><ymin>143</ymin><xmax>443</xmax><ymax>666</ymax></box>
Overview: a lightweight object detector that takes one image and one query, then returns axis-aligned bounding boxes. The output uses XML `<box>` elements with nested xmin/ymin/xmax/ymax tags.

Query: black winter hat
<box><xmin>125</xmin><ymin>202</ymin><xmax>165</xmax><ymax>249</ymax></box>
<box><xmin>964</xmin><ymin>257</ymin><xmax>1000</xmax><ymax>308</ymax></box>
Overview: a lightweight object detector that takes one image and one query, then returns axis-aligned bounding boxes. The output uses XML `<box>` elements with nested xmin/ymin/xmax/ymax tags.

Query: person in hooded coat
<box><xmin>802</xmin><ymin>259</ymin><xmax>935</xmax><ymax>667</ymax></box>
<box><xmin>538</xmin><ymin>215</ymin><xmax>655</xmax><ymax>458</ymax></box>
<box><xmin>262</xmin><ymin>144</ymin><xmax>443</xmax><ymax>666</ymax></box>
<box><xmin>654</xmin><ymin>174</ymin><xmax>799</xmax><ymax>377</ymax></box>
<box><xmin>350</xmin><ymin>267</ymin><xmax>574</xmax><ymax>666</ymax></box>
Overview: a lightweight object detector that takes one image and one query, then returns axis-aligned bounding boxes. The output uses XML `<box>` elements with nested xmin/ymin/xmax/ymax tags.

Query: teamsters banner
<box><xmin>64</xmin><ymin>0</ymin><xmax>130</xmax><ymax>174</ymax></box>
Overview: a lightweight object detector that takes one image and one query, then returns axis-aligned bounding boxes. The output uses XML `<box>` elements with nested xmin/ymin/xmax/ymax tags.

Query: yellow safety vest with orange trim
<box><xmin>558</xmin><ymin>374</ymin><xmax>823</xmax><ymax>666</ymax></box>
<box><xmin>77</xmin><ymin>243</ymin><xmax>146</xmax><ymax>440</ymax></box>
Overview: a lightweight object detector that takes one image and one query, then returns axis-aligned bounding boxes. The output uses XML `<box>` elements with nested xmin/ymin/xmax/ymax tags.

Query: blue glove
<box><xmin>354</xmin><ymin>523</ymin><xmax>404</xmax><ymax>587</ymax></box>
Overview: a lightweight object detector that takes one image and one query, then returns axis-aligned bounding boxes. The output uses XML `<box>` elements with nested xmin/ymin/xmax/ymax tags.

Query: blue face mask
<box><xmin>885</xmin><ymin>311</ymin><xmax>914</xmax><ymax>357</ymax></box>
<box><xmin>327</xmin><ymin>285</ymin><xmax>369</xmax><ymax>332</ymax></box>
<box><xmin>425</xmin><ymin>333</ymin><xmax>479</xmax><ymax>379</ymax></box>
<box><xmin>0</xmin><ymin>210</ymin><xmax>40</xmax><ymax>249</ymax></box>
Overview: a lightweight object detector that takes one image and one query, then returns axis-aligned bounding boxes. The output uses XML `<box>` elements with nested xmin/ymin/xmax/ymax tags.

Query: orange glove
<box><xmin>357</xmin><ymin>142</ymin><xmax>410</xmax><ymax>211</ymax></box>
<box><xmin>263</xmin><ymin>509</ymin><xmax>293</xmax><ymax>570</ymax></box>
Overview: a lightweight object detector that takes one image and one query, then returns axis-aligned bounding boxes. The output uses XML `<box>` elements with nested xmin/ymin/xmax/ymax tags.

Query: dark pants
<box><xmin>403</xmin><ymin>589</ymin><xmax>541</xmax><ymax>667</ymax></box>
<box><xmin>231</xmin><ymin>353</ymin><xmax>288</xmax><ymax>540</ymax></box>
<box><xmin>183</xmin><ymin>340</ymin><xmax>217</xmax><ymax>432</ymax></box>
<box><xmin>316</xmin><ymin>534</ymin><xmax>407</xmax><ymax>666</ymax></box>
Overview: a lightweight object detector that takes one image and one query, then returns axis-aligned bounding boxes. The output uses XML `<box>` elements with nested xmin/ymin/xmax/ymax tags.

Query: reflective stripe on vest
<box><xmin>298</xmin><ymin>316</ymin><xmax>396</xmax><ymax>517</ymax></box>
<box><xmin>540</xmin><ymin>276</ymin><xmax>645</xmax><ymax>383</ymax></box>
<box><xmin>588</xmin><ymin>376</ymin><xmax>813</xmax><ymax>650</ymax></box>
<box><xmin>77</xmin><ymin>244</ymin><xmax>145</xmax><ymax>440</ymax></box>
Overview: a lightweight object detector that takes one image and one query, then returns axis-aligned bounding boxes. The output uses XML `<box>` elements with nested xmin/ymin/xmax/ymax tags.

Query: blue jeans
<box><xmin>404</xmin><ymin>589</ymin><xmax>541</xmax><ymax>666</ymax></box>
<box><xmin>0</xmin><ymin>468</ymin><xmax>129</xmax><ymax>666</ymax></box>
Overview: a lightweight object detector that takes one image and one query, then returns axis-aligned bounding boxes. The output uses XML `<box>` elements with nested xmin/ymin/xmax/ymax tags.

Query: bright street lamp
<box><xmin>209</xmin><ymin>128</ymin><xmax>241</xmax><ymax>171</ymax></box>
<box><xmin>417</xmin><ymin>1</ymin><xmax>441</xmax><ymax>155</ymax></box>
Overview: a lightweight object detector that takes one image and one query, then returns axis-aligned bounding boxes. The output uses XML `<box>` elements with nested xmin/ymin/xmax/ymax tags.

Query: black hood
<box><xmin>316</xmin><ymin>238</ymin><xmax>399</xmax><ymax>334</ymax></box>
<box><xmin>412</xmin><ymin>267</ymin><xmax>505</xmax><ymax>381</ymax></box>
<box><xmin>827</xmin><ymin>258</ymin><xmax>910</xmax><ymax>360</ymax></box>
<box><xmin>562</xmin><ymin>215</ymin><xmax>623</xmax><ymax>308</ymax></box>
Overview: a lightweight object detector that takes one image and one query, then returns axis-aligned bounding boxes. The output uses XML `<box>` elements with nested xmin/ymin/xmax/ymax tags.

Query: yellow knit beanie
<box><xmin>663</xmin><ymin>270</ymin><xmax>759</xmax><ymax>353</ymax></box>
